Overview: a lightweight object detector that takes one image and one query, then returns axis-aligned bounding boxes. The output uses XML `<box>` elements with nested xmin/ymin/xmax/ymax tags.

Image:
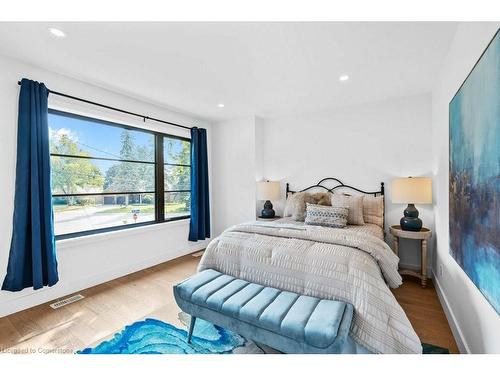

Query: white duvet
<box><xmin>197</xmin><ymin>221</ymin><xmax>421</xmax><ymax>354</ymax></box>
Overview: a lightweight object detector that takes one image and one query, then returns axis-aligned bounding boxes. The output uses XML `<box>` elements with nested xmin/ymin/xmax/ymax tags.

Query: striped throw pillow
<box><xmin>331</xmin><ymin>194</ymin><xmax>365</xmax><ymax>225</ymax></box>
<box><xmin>363</xmin><ymin>195</ymin><xmax>384</xmax><ymax>228</ymax></box>
<box><xmin>305</xmin><ymin>203</ymin><xmax>348</xmax><ymax>228</ymax></box>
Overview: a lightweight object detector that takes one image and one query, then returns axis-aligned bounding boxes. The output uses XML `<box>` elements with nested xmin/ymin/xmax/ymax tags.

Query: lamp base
<box><xmin>400</xmin><ymin>204</ymin><xmax>422</xmax><ymax>231</ymax></box>
<box><xmin>260</xmin><ymin>200</ymin><xmax>275</xmax><ymax>219</ymax></box>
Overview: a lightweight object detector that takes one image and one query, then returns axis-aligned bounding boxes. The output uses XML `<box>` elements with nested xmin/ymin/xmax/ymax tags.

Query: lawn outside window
<box><xmin>48</xmin><ymin>109</ymin><xmax>191</xmax><ymax>239</ymax></box>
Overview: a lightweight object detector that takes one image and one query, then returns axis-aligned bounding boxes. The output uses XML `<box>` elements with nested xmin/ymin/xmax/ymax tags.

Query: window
<box><xmin>48</xmin><ymin>109</ymin><xmax>191</xmax><ymax>239</ymax></box>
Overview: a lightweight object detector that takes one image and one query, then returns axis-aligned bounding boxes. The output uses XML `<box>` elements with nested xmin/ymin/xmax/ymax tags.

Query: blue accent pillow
<box><xmin>305</xmin><ymin>203</ymin><xmax>348</xmax><ymax>228</ymax></box>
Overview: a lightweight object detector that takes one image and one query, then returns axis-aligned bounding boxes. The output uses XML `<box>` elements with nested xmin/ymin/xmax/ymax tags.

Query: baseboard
<box><xmin>432</xmin><ymin>271</ymin><xmax>470</xmax><ymax>354</ymax></box>
<box><xmin>0</xmin><ymin>243</ymin><xmax>207</xmax><ymax>318</ymax></box>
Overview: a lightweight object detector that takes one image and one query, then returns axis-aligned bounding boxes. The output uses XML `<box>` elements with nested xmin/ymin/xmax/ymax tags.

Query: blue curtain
<box><xmin>189</xmin><ymin>127</ymin><xmax>211</xmax><ymax>241</ymax></box>
<box><xmin>2</xmin><ymin>78</ymin><xmax>58</xmax><ymax>291</ymax></box>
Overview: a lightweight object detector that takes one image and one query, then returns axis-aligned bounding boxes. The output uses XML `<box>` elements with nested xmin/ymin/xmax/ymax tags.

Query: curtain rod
<box><xmin>17</xmin><ymin>80</ymin><xmax>193</xmax><ymax>131</ymax></box>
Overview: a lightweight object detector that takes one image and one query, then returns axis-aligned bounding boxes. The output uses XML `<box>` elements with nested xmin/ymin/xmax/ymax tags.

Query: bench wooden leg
<box><xmin>187</xmin><ymin>316</ymin><xmax>197</xmax><ymax>343</ymax></box>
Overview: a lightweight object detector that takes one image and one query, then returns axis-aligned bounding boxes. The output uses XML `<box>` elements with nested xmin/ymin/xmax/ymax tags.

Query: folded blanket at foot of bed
<box><xmin>174</xmin><ymin>269</ymin><xmax>372</xmax><ymax>354</ymax></box>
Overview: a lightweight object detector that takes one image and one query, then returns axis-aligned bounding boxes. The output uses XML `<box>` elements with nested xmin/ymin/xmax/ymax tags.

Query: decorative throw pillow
<box><xmin>284</xmin><ymin>192</ymin><xmax>332</xmax><ymax>221</ymax></box>
<box><xmin>283</xmin><ymin>192</ymin><xmax>316</xmax><ymax>221</ymax></box>
<box><xmin>330</xmin><ymin>194</ymin><xmax>365</xmax><ymax>225</ymax></box>
<box><xmin>311</xmin><ymin>192</ymin><xmax>332</xmax><ymax>206</ymax></box>
<box><xmin>363</xmin><ymin>195</ymin><xmax>384</xmax><ymax>228</ymax></box>
<box><xmin>283</xmin><ymin>192</ymin><xmax>294</xmax><ymax>217</ymax></box>
<box><xmin>305</xmin><ymin>203</ymin><xmax>348</xmax><ymax>228</ymax></box>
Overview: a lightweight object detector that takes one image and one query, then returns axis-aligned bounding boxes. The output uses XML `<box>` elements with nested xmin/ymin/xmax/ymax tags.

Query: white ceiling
<box><xmin>0</xmin><ymin>22</ymin><xmax>457</xmax><ymax>122</ymax></box>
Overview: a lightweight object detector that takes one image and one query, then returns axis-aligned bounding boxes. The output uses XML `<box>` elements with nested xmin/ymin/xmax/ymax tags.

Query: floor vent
<box><xmin>191</xmin><ymin>250</ymin><xmax>205</xmax><ymax>257</ymax></box>
<box><xmin>49</xmin><ymin>294</ymin><xmax>84</xmax><ymax>309</ymax></box>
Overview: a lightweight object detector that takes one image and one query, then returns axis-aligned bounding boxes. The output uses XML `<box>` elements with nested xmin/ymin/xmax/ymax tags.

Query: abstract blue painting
<box><xmin>449</xmin><ymin>29</ymin><xmax>500</xmax><ymax>314</ymax></box>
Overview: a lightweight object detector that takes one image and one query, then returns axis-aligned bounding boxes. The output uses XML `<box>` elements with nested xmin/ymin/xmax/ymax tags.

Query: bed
<box><xmin>197</xmin><ymin>178</ymin><xmax>421</xmax><ymax>354</ymax></box>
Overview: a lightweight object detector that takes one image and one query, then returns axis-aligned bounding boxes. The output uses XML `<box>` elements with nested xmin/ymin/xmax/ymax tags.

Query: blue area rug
<box><xmin>78</xmin><ymin>314</ymin><xmax>262</xmax><ymax>354</ymax></box>
<box><xmin>78</xmin><ymin>313</ymin><xmax>449</xmax><ymax>354</ymax></box>
<box><xmin>421</xmin><ymin>343</ymin><xmax>450</xmax><ymax>354</ymax></box>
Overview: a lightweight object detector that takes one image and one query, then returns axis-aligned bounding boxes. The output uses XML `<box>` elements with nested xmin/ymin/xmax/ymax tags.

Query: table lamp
<box><xmin>257</xmin><ymin>180</ymin><xmax>280</xmax><ymax>219</ymax></box>
<box><xmin>392</xmin><ymin>177</ymin><xmax>432</xmax><ymax>231</ymax></box>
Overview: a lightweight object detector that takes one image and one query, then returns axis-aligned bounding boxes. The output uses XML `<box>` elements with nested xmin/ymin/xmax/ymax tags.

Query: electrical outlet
<box><xmin>439</xmin><ymin>264</ymin><xmax>444</xmax><ymax>278</ymax></box>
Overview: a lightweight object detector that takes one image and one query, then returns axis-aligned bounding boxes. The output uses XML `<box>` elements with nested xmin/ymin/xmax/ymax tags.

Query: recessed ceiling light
<box><xmin>218</xmin><ymin>103</ymin><xmax>225</xmax><ymax>108</ymax></box>
<box><xmin>339</xmin><ymin>75</ymin><xmax>349</xmax><ymax>82</ymax></box>
<box><xmin>49</xmin><ymin>28</ymin><xmax>65</xmax><ymax>38</ymax></box>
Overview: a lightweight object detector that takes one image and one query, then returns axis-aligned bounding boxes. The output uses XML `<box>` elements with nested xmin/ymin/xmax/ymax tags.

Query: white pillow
<box><xmin>363</xmin><ymin>195</ymin><xmax>384</xmax><ymax>228</ymax></box>
<box><xmin>330</xmin><ymin>194</ymin><xmax>365</xmax><ymax>225</ymax></box>
<box><xmin>283</xmin><ymin>192</ymin><xmax>315</xmax><ymax>221</ymax></box>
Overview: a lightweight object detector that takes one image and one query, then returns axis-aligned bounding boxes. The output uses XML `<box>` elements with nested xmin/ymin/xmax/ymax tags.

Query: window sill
<box><xmin>56</xmin><ymin>218</ymin><xmax>190</xmax><ymax>250</ymax></box>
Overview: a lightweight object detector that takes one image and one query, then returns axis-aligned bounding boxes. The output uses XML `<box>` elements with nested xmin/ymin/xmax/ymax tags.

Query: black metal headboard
<box><xmin>286</xmin><ymin>177</ymin><xmax>385</xmax><ymax>231</ymax></box>
<box><xmin>286</xmin><ymin>178</ymin><xmax>384</xmax><ymax>197</ymax></box>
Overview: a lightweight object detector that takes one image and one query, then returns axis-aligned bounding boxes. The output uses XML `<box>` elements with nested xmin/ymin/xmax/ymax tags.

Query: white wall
<box><xmin>0</xmin><ymin>54</ymin><xmax>212</xmax><ymax>317</ymax></box>
<box><xmin>211</xmin><ymin>117</ymin><xmax>258</xmax><ymax>236</ymax></box>
<box><xmin>260</xmin><ymin>94</ymin><xmax>434</xmax><ymax>269</ymax></box>
<box><xmin>431</xmin><ymin>22</ymin><xmax>500</xmax><ymax>354</ymax></box>
<box><xmin>254</xmin><ymin>117</ymin><xmax>266</xmax><ymax>215</ymax></box>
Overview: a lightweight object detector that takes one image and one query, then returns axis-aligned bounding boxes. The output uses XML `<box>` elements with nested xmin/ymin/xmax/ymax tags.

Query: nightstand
<box><xmin>256</xmin><ymin>216</ymin><xmax>282</xmax><ymax>221</ymax></box>
<box><xmin>389</xmin><ymin>225</ymin><xmax>432</xmax><ymax>288</ymax></box>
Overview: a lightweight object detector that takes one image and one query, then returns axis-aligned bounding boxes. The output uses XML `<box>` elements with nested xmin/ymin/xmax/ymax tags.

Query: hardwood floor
<box><xmin>392</xmin><ymin>276</ymin><xmax>459</xmax><ymax>353</ymax></box>
<box><xmin>0</xmin><ymin>253</ymin><xmax>459</xmax><ymax>354</ymax></box>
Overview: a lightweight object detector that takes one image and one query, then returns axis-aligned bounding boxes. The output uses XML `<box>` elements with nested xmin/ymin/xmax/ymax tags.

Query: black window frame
<box><xmin>48</xmin><ymin>109</ymin><xmax>191</xmax><ymax>240</ymax></box>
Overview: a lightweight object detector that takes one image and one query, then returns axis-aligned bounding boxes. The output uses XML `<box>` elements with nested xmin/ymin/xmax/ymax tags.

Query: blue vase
<box><xmin>260</xmin><ymin>200</ymin><xmax>275</xmax><ymax>218</ymax></box>
<box><xmin>400</xmin><ymin>204</ymin><xmax>422</xmax><ymax>231</ymax></box>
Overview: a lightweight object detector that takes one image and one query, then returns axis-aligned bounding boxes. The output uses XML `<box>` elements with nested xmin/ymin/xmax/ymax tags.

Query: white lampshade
<box><xmin>256</xmin><ymin>181</ymin><xmax>280</xmax><ymax>201</ymax></box>
<box><xmin>392</xmin><ymin>177</ymin><xmax>432</xmax><ymax>204</ymax></box>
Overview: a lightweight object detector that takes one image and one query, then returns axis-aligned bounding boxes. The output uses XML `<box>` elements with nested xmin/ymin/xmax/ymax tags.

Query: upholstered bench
<box><xmin>173</xmin><ymin>269</ymin><xmax>355</xmax><ymax>354</ymax></box>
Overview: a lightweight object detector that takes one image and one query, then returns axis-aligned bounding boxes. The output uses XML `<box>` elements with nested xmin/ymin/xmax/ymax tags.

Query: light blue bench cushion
<box><xmin>175</xmin><ymin>269</ymin><xmax>354</xmax><ymax>350</ymax></box>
